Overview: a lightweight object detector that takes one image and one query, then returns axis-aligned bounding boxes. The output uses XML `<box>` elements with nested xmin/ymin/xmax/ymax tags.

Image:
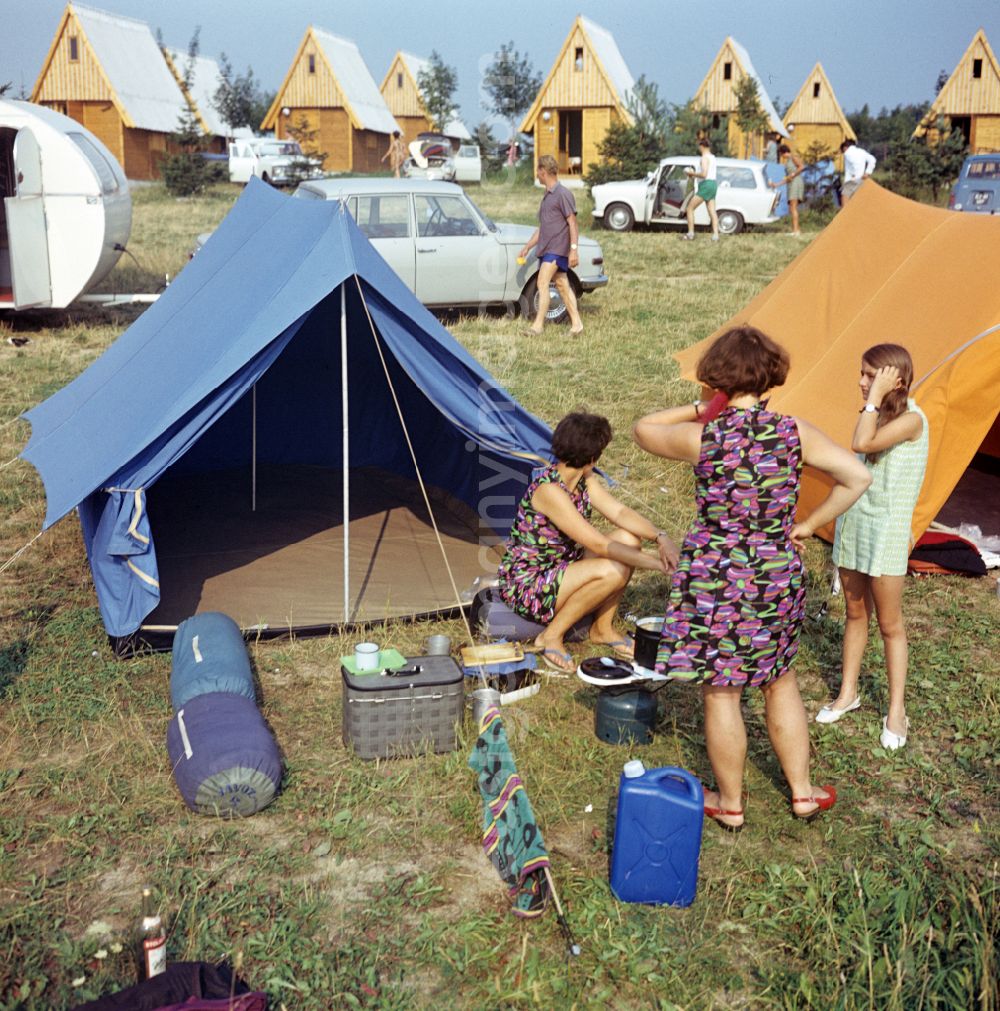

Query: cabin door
<box><xmin>5</xmin><ymin>127</ymin><xmax>52</xmax><ymax>308</ymax></box>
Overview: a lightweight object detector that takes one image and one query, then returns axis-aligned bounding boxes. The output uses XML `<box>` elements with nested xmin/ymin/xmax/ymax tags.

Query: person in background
<box><xmin>769</xmin><ymin>144</ymin><xmax>806</xmax><ymax>235</ymax></box>
<box><xmin>382</xmin><ymin>130</ymin><xmax>406</xmax><ymax>178</ymax></box>
<box><xmin>497</xmin><ymin>412</ymin><xmax>679</xmax><ymax>674</ymax></box>
<box><xmin>818</xmin><ymin>344</ymin><xmax>928</xmax><ymax>752</ymax></box>
<box><xmin>840</xmin><ymin>138</ymin><xmax>876</xmax><ymax>203</ymax></box>
<box><xmin>518</xmin><ymin>155</ymin><xmax>584</xmax><ymax>336</ymax></box>
<box><xmin>633</xmin><ymin>327</ymin><xmax>871</xmax><ymax>831</ymax></box>
<box><xmin>764</xmin><ymin>132</ymin><xmax>780</xmax><ymax>163</ymax></box>
<box><xmin>682</xmin><ymin>138</ymin><xmax>720</xmax><ymax>241</ymax></box>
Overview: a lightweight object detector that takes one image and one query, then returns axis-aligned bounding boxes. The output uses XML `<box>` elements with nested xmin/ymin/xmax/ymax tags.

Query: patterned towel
<box><xmin>468</xmin><ymin>707</ymin><xmax>550</xmax><ymax>917</ymax></box>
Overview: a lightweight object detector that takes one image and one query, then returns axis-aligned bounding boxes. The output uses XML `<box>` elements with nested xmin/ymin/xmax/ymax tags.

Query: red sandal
<box><xmin>791</xmin><ymin>785</ymin><xmax>837</xmax><ymax>823</ymax></box>
<box><xmin>704</xmin><ymin>802</ymin><xmax>745</xmax><ymax>833</ymax></box>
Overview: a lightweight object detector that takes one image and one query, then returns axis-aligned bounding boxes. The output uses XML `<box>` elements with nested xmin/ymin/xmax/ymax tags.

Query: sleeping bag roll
<box><xmin>167</xmin><ymin>692</ymin><xmax>282</xmax><ymax>817</ymax></box>
<box><xmin>170</xmin><ymin>611</ymin><xmax>255</xmax><ymax>711</ymax></box>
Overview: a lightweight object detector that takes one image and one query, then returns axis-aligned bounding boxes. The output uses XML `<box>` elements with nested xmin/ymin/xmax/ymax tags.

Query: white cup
<box><xmin>354</xmin><ymin>642</ymin><xmax>380</xmax><ymax>671</ymax></box>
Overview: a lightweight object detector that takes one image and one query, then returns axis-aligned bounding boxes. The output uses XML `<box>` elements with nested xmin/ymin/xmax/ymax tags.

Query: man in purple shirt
<box><xmin>518</xmin><ymin>155</ymin><xmax>584</xmax><ymax>335</ymax></box>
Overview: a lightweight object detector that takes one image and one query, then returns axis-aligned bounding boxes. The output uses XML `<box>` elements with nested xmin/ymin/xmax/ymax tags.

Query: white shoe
<box><xmin>815</xmin><ymin>696</ymin><xmax>861</xmax><ymax>724</ymax></box>
<box><xmin>880</xmin><ymin>716</ymin><xmax>909</xmax><ymax>750</ymax></box>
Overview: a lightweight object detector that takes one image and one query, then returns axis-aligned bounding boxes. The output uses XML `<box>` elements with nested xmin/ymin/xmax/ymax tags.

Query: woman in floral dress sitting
<box><xmin>497</xmin><ymin>412</ymin><xmax>678</xmax><ymax>674</ymax></box>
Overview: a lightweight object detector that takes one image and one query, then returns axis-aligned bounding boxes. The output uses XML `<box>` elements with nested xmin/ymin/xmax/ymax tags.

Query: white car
<box><xmin>453</xmin><ymin>144</ymin><xmax>483</xmax><ymax>184</ymax></box>
<box><xmin>592</xmin><ymin>156</ymin><xmax>781</xmax><ymax>235</ymax></box>
<box><xmin>228</xmin><ymin>138</ymin><xmax>323</xmax><ymax>187</ymax></box>
<box><xmin>293</xmin><ymin>178</ymin><xmax>608</xmax><ymax>322</ymax></box>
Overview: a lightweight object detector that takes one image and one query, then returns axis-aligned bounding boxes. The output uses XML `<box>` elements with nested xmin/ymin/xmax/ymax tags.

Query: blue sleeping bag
<box><xmin>167</xmin><ymin>692</ymin><xmax>282</xmax><ymax>817</ymax></box>
<box><xmin>170</xmin><ymin>612</ymin><xmax>255</xmax><ymax>711</ymax></box>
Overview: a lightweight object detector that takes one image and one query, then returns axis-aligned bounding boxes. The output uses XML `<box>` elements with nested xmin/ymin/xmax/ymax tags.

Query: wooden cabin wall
<box><xmin>352</xmin><ymin>129</ymin><xmax>385</xmax><ymax>173</ymax></box>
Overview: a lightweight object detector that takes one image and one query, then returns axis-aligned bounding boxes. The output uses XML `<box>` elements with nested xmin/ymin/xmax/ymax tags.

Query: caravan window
<box><xmin>350</xmin><ymin>195</ymin><xmax>410</xmax><ymax>239</ymax></box>
<box><xmin>68</xmin><ymin>132</ymin><xmax>119</xmax><ymax>194</ymax></box>
<box><xmin>967</xmin><ymin>159</ymin><xmax>1000</xmax><ymax>179</ymax></box>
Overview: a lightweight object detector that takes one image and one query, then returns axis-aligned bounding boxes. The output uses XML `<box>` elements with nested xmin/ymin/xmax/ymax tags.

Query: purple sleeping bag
<box><xmin>167</xmin><ymin>693</ymin><xmax>282</xmax><ymax>817</ymax></box>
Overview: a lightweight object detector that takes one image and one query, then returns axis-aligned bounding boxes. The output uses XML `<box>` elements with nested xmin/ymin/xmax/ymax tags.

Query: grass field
<box><xmin>0</xmin><ymin>177</ymin><xmax>997</xmax><ymax>1010</ymax></box>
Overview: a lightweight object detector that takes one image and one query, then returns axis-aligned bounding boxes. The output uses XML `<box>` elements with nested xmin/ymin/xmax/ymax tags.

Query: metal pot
<box><xmin>633</xmin><ymin>616</ymin><xmax>663</xmax><ymax>670</ymax></box>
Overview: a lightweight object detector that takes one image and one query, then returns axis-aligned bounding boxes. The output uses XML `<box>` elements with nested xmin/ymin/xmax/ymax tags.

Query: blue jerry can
<box><xmin>609</xmin><ymin>763</ymin><xmax>705</xmax><ymax>907</ymax></box>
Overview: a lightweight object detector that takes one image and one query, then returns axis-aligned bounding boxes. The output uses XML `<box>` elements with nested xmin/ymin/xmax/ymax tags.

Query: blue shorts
<box><xmin>539</xmin><ymin>252</ymin><xmax>569</xmax><ymax>272</ymax></box>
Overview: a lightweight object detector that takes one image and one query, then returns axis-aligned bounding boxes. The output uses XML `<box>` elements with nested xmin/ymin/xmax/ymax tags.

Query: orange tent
<box><xmin>674</xmin><ymin>182</ymin><xmax>1000</xmax><ymax>542</ymax></box>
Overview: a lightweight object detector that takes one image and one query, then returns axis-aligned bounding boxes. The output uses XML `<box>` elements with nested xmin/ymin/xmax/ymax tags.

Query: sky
<box><xmin>3</xmin><ymin>0</ymin><xmax>1000</xmax><ymax>132</ymax></box>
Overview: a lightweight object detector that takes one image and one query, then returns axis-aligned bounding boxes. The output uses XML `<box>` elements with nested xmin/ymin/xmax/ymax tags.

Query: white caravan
<box><xmin>0</xmin><ymin>99</ymin><xmax>131</xmax><ymax>309</ymax></box>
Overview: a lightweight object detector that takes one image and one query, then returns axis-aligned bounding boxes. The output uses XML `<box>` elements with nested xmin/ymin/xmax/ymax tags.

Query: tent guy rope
<box><xmin>352</xmin><ymin>274</ymin><xmax>477</xmax><ymax>652</ymax></box>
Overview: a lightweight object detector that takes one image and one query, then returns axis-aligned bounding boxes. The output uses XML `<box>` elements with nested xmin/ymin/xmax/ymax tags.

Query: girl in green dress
<box><xmin>819</xmin><ymin>344</ymin><xmax>929</xmax><ymax>750</ymax></box>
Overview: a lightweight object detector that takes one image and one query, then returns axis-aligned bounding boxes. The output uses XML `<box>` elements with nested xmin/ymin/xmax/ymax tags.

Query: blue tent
<box><xmin>21</xmin><ymin>179</ymin><xmax>552</xmax><ymax>642</ymax></box>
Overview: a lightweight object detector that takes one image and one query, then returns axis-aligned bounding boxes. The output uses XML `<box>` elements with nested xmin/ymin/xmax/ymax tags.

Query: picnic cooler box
<box><xmin>342</xmin><ymin>654</ymin><xmax>463</xmax><ymax>759</ymax></box>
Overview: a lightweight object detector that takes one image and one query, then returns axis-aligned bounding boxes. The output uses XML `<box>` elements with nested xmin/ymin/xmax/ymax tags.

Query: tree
<box><xmin>212</xmin><ymin>54</ymin><xmax>264</xmax><ymax>136</ymax></box>
<box><xmin>732</xmin><ymin>76</ymin><xmax>771</xmax><ymax>158</ymax></box>
<box><xmin>583</xmin><ymin>76</ymin><xmax>670</xmax><ymax>186</ymax></box>
<box><xmin>885</xmin><ymin>117</ymin><xmax>966</xmax><ymax>201</ymax></box>
<box><xmin>416</xmin><ymin>51</ymin><xmax>458</xmax><ymax>133</ymax></box>
<box><xmin>161</xmin><ymin>30</ymin><xmax>210</xmax><ymax>197</ymax></box>
<box><xmin>935</xmin><ymin>69</ymin><xmax>950</xmax><ymax>95</ymax></box>
<box><xmin>284</xmin><ymin>114</ymin><xmax>327</xmax><ymax>186</ymax></box>
<box><xmin>482</xmin><ymin>42</ymin><xmax>542</xmax><ymax>164</ymax></box>
<box><xmin>474</xmin><ymin>120</ymin><xmax>501</xmax><ymax>171</ymax></box>
<box><xmin>667</xmin><ymin>100</ymin><xmax>729</xmax><ymax>158</ymax></box>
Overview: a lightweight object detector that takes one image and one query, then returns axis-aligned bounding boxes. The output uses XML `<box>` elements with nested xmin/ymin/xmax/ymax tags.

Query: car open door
<box><xmin>652</xmin><ymin>163</ymin><xmax>695</xmax><ymax>222</ymax></box>
<box><xmin>5</xmin><ymin>126</ymin><xmax>52</xmax><ymax>308</ymax></box>
<box><xmin>643</xmin><ymin>166</ymin><xmax>661</xmax><ymax>223</ymax></box>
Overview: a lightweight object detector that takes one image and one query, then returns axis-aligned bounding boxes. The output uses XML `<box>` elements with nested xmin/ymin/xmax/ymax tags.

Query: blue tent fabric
<box><xmin>20</xmin><ymin>179</ymin><xmax>553</xmax><ymax>636</ymax></box>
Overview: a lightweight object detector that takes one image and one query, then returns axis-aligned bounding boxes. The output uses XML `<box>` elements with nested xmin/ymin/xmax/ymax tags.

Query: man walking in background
<box><xmin>518</xmin><ymin>155</ymin><xmax>584</xmax><ymax>336</ymax></box>
<box><xmin>840</xmin><ymin>138</ymin><xmax>876</xmax><ymax>204</ymax></box>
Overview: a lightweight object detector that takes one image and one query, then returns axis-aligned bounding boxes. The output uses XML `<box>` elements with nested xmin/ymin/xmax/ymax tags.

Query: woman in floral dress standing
<box><xmin>497</xmin><ymin>413</ymin><xmax>678</xmax><ymax>673</ymax></box>
<box><xmin>634</xmin><ymin>327</ymin><xmax>871</xmax><ymax>830</ymax></box>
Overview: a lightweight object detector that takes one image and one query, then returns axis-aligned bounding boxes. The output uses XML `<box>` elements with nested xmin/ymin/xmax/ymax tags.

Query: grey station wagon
<box><xmin>949</xmin><ymin>154</ymin><xmax>1000</xmax><ymax>215</ymax></box>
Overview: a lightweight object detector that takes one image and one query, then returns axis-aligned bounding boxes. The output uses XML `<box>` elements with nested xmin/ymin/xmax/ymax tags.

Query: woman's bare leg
<box><xmin>685</xmin><ymin>195</ymin><xmax>703</xmax><ymax>236</ymax></box>
<box><xmin>870</xmin><ymin>574</ymin><xmax>908</xmax><ymax>735</ymax></box>
<box><xmin>829</xmin><ymin>567</ymin><xmax>873</xmax><ymax>708</ymax></box>
<box><xmin>702</xmin><ymin>684</ymin><xmax>746</xmax><ymax>828</ymax></box>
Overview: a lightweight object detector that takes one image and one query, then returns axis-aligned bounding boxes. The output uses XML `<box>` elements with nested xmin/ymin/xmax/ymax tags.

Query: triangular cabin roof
<box><xmin>693</xmin><ymin>37</ymin><xmax>788</xmax><ymax>137</ymax></box>
<box><xmin>32</xmin><ymin>3</ymin><xmax>188</xmax><ymax>133</ymax></box>
<box><xmin>381</xmin><ymin>52</ymin><xmax>471</xmax><ymax>139</ymax></box>
<box><xmin>914</xmin><ymin>29</ymin><xmax>1000</xmax><ymax>136</ymax></box>
<box><xmin>162</xmin><ymin>47</ymin><xmax>228</xmax><ymax>138</ymax></box>
<box><xmin>783</xmin><ymin>62</ymin><xmax>855</xmax><ymax>138</ymax></box>
<box><xmin>262</xmin><ymin>26</ymin><xmax>398</xmax><ymax>134</ymax></box>
<box><xmin>520</xmin><ymin>15</ymin><xmax>635</xmax><ymax>133</ymax></box>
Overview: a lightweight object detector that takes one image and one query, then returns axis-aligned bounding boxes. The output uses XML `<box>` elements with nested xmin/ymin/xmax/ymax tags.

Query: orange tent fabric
<box><xmin>674</xmin><ymin>182</ymin><xmax>1000</xmax><ymax>542</ymax></box>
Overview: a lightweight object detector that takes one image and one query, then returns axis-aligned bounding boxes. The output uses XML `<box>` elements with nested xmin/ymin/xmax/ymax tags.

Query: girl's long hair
<box><xmin>862</xmin><ymin>343</ymin><xmax>914</xmax><ymax>462</ymax></box>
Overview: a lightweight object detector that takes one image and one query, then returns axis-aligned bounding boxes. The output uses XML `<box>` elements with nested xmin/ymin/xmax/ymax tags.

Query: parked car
<box><xmin>949</xmin><ymin>153</ymin><xmax>1000</xmax><ymax>214</ymax></box>
<box><xmin>402</xmin><ymin>133</ymin><xmax>456</xmax><ymax>182</ymax></box>
<box><xmin>591</xmin><ymin>156</ymin><xmax>781</xmax><ymax>235</ymax></box>
<box><xmin>228</xmin><ymin>138</ymin><xmax>323</xmax><ymax>187</ymax></box>
<box><xmin>291</xmin><ymin>177</ymin><xmax>608</xmax><ymax>322</ymax></box>
<box><xmin>453</xmin><ymin>144</ymin><xmax>483</xmax><ymax>184</ymax></box>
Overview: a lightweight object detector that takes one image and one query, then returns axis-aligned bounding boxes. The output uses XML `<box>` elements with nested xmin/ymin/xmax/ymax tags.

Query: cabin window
<box><xmin>69</xmin><ymin>35</ymin><xmax>79</xmax><ymax>61</ymax></box>
<box><xmin>574</xmin><ymin>47</ymin><xmax>584</xmax><ymax>71</ymax></box>
<box><xmin>972</xmin><ymin>58</ymin><xmax>983</xmax><ymax>79</ymax></box>
<box><xmin>813</xmin><ymin>82</ymin><xmax>821</xmax><ymax>98</ymax></box>
<box><xmin>397</xmin><ymin>71</ymin><xmax>403</xmax><ymax>88</ymax></box>
<box><xmin>308</xmin><ymin>53</ymin><xmax>316</xmax><ymax>74</ymax></box>
<box><xmin>723</xmin><ymin>61</ymin><xmax>732</xmax><ymax>81</ymax></box>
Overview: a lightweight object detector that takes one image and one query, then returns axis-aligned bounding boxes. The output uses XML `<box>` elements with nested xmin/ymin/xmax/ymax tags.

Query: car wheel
<box><xmin>717</xmin><ymin>209</ymin><xmax>744</xmax><ymax>235</ymax></box>
<box><xmin>261</xmin><ymin>172</ymin><xmax>271</xmax><ymax>186</ymax></box>
<box><xmin>603</xmin><ymin>202</ymin><xmax>635</xmax><ymax>232</ymax></box>
<box><xmin>519</xmin><ymin>275</ymin><xmax>569</xmax><ymax>324</ymax></box>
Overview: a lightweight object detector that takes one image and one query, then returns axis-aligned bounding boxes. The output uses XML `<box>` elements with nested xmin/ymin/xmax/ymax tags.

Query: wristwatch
<box><xmin>860</xmin><ymin>403</ymin><xmax>878</xmax><ymax>413</ymax></box>
<box><xmin>570</xmin><ymin>243</ymin><xmax>578</xmax><ymax>250</ymax></box>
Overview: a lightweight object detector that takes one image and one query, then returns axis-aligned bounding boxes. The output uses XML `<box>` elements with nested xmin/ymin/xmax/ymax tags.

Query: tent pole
<box><xmin>251</xmin><ymin>384</ymin><xmax>257</xmax><ymax>512</ymax></box>
<box><xmin>341</xmin><ymin>283</ymin><xmax>350</xmax><ymax>622</ymax></box>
